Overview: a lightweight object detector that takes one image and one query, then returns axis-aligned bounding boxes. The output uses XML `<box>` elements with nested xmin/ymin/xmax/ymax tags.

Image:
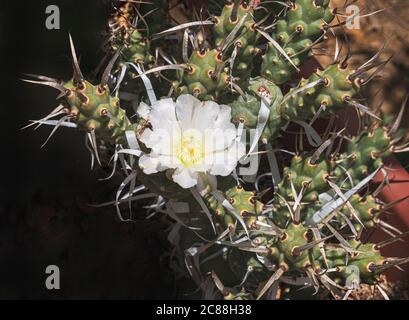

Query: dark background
<box><xmin>0</xmin><ymin>0</ymin><xmax>174</xmax><ymax>299</ymax></box>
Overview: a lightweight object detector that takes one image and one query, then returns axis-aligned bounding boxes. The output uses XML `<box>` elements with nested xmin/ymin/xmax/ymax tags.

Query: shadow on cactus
<box><xmin>23</xmin><ymin>0</ymin><xmax>409</xmax><ymax>300</ymax></box>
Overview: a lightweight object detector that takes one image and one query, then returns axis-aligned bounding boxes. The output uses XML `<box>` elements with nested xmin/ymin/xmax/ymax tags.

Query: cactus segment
<box><xmin>213</xmin><ymin>1</ymin><xmax>261</xmax><ymax>83</ymax></box>
<box><xmin>280</xmin><ymin>64</ymin><xmax>359</xmax><ymax>121</ymax></box>
<box><xmin>63</xmin><ymin>80</ymin><xmax>134</xmax><ymax>144</ymax></box>
<box><xmin>336</xmin><ymin>127</ymin><xmax>392</xmax><ymax>185</ymax></box>
<box><xmin>261</xmin><ymin>0</ymin><xmax>335</xmax><ymax>84</ymax></box>
<box><xmin>173</xmin><ymin>49</ymin><xmax>229</xmax><ymax>100</ymax></box>
<box><xmin>114</xmin><ymin>28</ymin><xmax>155</xmax><ymax>67</ymax></box>
<box><xmin>229</xmin><ymin>77</ymin><xmax>284</xmax><ymax>141</ymax></box>
<box><xmin>205</xmin><ymin>185</ymin><xmax>264</xmax><ymax>230</ymax></box>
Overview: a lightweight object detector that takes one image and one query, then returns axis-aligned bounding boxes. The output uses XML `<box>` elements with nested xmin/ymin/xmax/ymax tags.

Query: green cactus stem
<box><xmin>261</xmin><ymin>0</ymin><xmax>334</xmax><ymax>84</ymax></box>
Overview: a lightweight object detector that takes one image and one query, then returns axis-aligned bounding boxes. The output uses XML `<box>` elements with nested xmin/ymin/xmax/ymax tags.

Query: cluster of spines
<box><xmin>205</xmin><ymin>185</ymin><xmax>264</xmax><ymax>230</ymax></box>
<box><xmin>335</xmin><ymin>126</ymin><xmax>393</xmax><ymax>186</ymax></box>
<box><xmin>229</xmin><ymin>77</ymin><xmax>284</xmax><ymax>142</ymax></box>
<box><xmin>23</xmin><ymin>32</ymin><xmax>136</xmax><ymax>146</ymax></box>
<box><xmin>261</xmin><ymin>0</ymin><xmax>335</xmax><ymax>84</ymax></box>
<box><xmin>279</xmin><ymin>64</ymin><xmax>360</xmax><ymax>121</ymax></box>
<box><xmin>200</xmin><ymin>115</ymin><xmax>405</xmax><ymax>299</ymax></box>
<box><xmin>228</xmin><ymin>61</ymin><xmax>360</xmax><ymax>143</ymax></box>
<box><xmin>271</xmin><ymin>124</ymin><xmax>395</xmax><ymax>230</ymax></box>
<box><xmin>107</xmin><ymin>1</ymin><xmax>136</xmax><ymax>36</ymax></box>
<box><xmin>315</xmin><ymin>241</ymin><xmax>385</xmax><ymax>285</ymax></box>
<box><xmin>213</xmin><ymin>1</ymin><xmax>260</xmax><ymax>84</ymax></box>
<box><xmin>173</xmin><ymin>1</ymin><xmax>259</xmax><ymax>100</ymax></box>
<box><xmin>277</xmin><ymin>155</ymin><xmax>331</xmax><ymax>203</ymax></box>
<box><xmin>63</xmin><ymin>80</ymin><xmax>134</xmax><ymax>144</ymax></box>
<box><xmin>116</xmin><ymin>29</ymin><xmax>154</xmax><ymax>67</ymax></box>
<box><xmin>107</xmin><ymin>1</ymin><xmax>154</xmax><ymax>70</ymax></box>
<box><xmin>173</xmin><ymin>49</ymin><xmax>230</xmax><ymax>100</ymax></box>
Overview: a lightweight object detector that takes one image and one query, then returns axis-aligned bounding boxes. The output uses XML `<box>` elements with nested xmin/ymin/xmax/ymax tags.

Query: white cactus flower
<box><xmin>138</xmin><ymin>94</ymin><xmax>245</xmax><ymax>189</ymax></box>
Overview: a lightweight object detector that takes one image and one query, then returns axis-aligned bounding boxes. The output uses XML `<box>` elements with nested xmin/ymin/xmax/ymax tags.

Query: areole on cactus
<box><xmin>24</xmin><ymin>0</ymin><xmax>409</xmax><ymax>300</ymax></box>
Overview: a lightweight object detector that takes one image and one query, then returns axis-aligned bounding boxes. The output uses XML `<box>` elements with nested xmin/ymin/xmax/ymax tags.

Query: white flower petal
<box><xmin>204</xmin><ymin>127</ymin><xmax>237</xmax><ymax>153</ymax></box>
<box><xmin>172</xmin><ymin>168</ymin><xmax>198</xmax><ymax>189</ymax></box>
<box><xmin>139</xmin><ymin>154</ymin><xmax>160</xmax><ymax>174</ymax></box>
<box><xmin>138</xmin><ymin>95</ymin><xmax>243</xmax><ymax>188</ymax></box>
<box><xmin>139</xmin><ymin>128</ymin><xmax>156</xmax><ymax>147</ymax></box>
<box><xmin>214</xmin><ymin>104</ymin><xmax>233</xmax><ymax>130</ymax></box>
<box><xmin>176</xmin><ymin>94</ymin><xmax>201</xmax><ymax>130</ymax></box>
<box><xmin>137</xmin><ymin>102</ymin><xmax>151</xmax><ymax>120</ymax></box>
<box><xmin>140</xmin><ymin>126</ymin><xmax>181</xmax><ymax>155</ymax></box>
<box><xmin>157</xmin><ymin>154</ymin><xmax>180</xmax><ymax>170</ymax></box>
<box><xmin>192</xmin><ymin>101</ymin><xmax>220</xmax><ymax>132</ymax></box>
<box><xmin>207</xmin><ymin>141</ymin><xmax>246</xmax><ymax>176</ymax></box>
<box><xmin>149</xmin><ymin>98</ymin><xmax>178</xmax><ymax>130</ymax></box>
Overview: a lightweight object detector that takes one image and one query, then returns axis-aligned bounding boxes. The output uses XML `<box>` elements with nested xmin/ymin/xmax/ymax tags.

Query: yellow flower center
<box><xmin>176</xmin><ymin>129</ymin><xmax>204</xmax><ymax>167</ymax></box>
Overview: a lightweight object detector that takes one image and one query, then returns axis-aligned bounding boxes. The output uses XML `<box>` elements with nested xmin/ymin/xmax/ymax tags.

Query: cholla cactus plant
<box><xmin>24</xmin><ymin>0</ymin><xmax>409</xmax><ymax>300</ymax></box>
